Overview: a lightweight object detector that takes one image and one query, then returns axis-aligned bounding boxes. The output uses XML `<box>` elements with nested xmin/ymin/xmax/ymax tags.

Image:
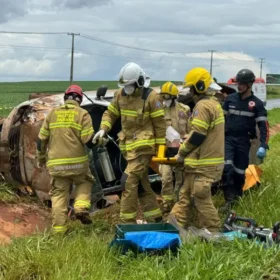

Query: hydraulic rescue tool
<box><xmin>151</xmin><ymin>145</ymin><xmax>178</xmax><ymax>165</ymax></box>
<box><xmin>224</xmin><ymin>211</ymin><xmax>280</xmax><ymax>244</ymax></box>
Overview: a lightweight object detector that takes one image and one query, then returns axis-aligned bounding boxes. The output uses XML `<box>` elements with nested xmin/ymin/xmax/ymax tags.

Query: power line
<box><xmin>215</xmin><ymin>52</ymin><xmax>257</xmax><ymax>62</ymax></box>
<box><xmin>80</xmin><ymin>34</ymin><xmax>261</xmax><ymax>63</ymax></box>
<box><xmin>0</xmin><ymin>43</ymin><xmax>260</xmax><ymax>64</ymax></box>
<box><xmin>80</xmin><ymin>33</ymin><xmax>205</xmax><ymax>54</ymax></box>
<box><xmin>0</xmin><ymin>44</ymin><xmax>71</xmax><ymax>51</ymax></box>
<box><xmin>0</xmin><ymin>31</ymin><xmax>68</xmax><ymax>35</ymax></box>
<box><xmin>0</xmin><ymin>30</ymin><xmax>266</xmax><ymax>62</ymax></box>
<box><xmin>0</xmin><ymin>30</ymin><xmax>270</xmax><ymax>79</ymax></box>
<box><xmin>0</xmin><ymin>43</ymin><xmax>261</xmax><ymax>66</ymax></box>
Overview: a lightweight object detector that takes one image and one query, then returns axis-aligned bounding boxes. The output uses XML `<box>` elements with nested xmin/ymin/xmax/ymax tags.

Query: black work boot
<box><xmin>75</xmin><ymin>212</ymin><xmax>93</xmax><ymax>225</ymax></box>
<box><xmin>155</xmin><ymin>217</ymin><xmax>163</xmax><ymax>223</ymax></box>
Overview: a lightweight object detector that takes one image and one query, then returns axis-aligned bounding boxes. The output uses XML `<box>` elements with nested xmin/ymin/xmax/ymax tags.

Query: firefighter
<box><xmin>170</xmin><ymin>67</ymin><xmax>224</xmax><ymax>233</ymax></box>
<box><xmin>37</xmin><ymin>85</ymin><xmax>95</xmax><ymax>234</ymax></box>
<box><xmin>221</xmin><ymin>69</ymin><xmax>269</xmax><ymax>211</ymax></box>
<box><xmin>93</xmin><ymin>62</ymin><xmax>165</xmax><ymax>223</ymax></box>
<box><xmin>159</xmin><ymin>82</ymin><xmax>190</xmax><ymax>216</ymax></box>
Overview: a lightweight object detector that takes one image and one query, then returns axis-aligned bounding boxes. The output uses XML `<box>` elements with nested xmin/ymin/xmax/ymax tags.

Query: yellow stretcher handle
<box><xmin>152</xmin><ymin>145</ymin><xmax>178</xmax><ymax>165</ymax></box>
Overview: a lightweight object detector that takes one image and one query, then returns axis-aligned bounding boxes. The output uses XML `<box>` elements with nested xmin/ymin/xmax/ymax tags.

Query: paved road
<box><xmin>267</xmin><ymin>99</ymin><xmax>280</xmax><ymax>110</ymax></box>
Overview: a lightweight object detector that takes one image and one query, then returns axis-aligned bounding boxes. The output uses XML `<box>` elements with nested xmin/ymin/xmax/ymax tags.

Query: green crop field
<box><xmin>0</xmin><ymin>80</ymin><xmax>177</xmax><ymax>118</ymax></box>
<box><xmin>1</xmin><ymin>81</ymin><xmax>280</xmax><ymax>118</ymax></box>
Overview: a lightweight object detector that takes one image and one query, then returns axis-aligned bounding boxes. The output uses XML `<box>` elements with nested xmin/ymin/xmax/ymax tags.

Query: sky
<box><xmin>0</xmin><ymin>0</ymin><xmax>279</xmax><ymax>83</ymax></box>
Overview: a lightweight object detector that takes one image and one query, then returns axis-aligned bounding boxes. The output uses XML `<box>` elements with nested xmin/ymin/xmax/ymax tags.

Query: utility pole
<box><xmin>259</xmin><ymin>58</ymin><xmax>265</xmax><ymax>78</ymax></box>
<box><xmin>68</xmin><ymin>33</ymin><xmax>80</xmax><ymax>84</ymax></box>
<box><xmin>208</xmin><ymin>50</ymin><xmax>217</xmax><ymax>75</ymax></box>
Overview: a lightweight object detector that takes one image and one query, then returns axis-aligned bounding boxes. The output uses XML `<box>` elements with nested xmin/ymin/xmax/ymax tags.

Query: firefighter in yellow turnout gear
<box><xmin>37</xmin><ymin>85</ymin><xmax>94</xmax><ymax>234</ymax></box>
<box><xmin>170</xmin><ymin>68</ymin><xmax>224</xmax><ymax>232</ymax></box>
<box><xmin>93</xmin><ymin>62</ymin><xmax>165</xmax><ymax>223</ymax></box>
<box><xmin>159</xmin><ymin>82</ymin><xmax>190</xmax><ymax>216</ymax></box>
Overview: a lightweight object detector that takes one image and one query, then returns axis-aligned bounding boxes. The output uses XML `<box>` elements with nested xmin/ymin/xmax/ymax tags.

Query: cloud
<box><xmin>0</xmin><ymin>58</ymin><xmax>52</xmax><ymax>77</ymax></box>
<box><xmin>0</xmin><ymin>0</ymin><xmax>28</xmax><ymax>23</ymax></box>
<box><xmin>0</xmin><ymin>0</ymin><xmax>277</xmax><ymax>83</ymax></box>
<box><xmin>50</xmin><ymin>0</ymin><xmax>112</xmax><ymax>9</ymax></box>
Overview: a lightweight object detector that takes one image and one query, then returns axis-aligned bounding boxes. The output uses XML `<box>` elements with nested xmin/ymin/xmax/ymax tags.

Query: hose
<box><xmin>83</xmin><ymin>92</ymin><xmax>95</xmax><ymax>104</ymax></box>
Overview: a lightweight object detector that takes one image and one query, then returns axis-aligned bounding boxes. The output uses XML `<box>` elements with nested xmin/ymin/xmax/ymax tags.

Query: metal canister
<box><xmin>97</xmin><ymin>146</ymin><xmax>116</xmax><ymax>182</ymax></box>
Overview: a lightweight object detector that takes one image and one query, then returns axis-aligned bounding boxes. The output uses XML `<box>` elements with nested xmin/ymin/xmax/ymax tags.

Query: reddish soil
<box><xmin>0</xmin><ymin>203</ymin><xmax>51</xmax><ymax>245</ymax></box>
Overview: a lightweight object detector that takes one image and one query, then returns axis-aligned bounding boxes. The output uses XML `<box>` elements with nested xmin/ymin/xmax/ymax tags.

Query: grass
<box><xmin>267</xmin><ymin>108</ymin><xmax>280</xmax><ymax>127</ymax></box>
<box><xmin>267</xmin><ymin>85</ymin><xmax>280</xmax><ymax>100</ymax></box>
<box><xmin>2</xmin><ymin>231</ymin><xmax>280</xmax><ymax>280</ymax></box>
<box><xmin>0</xmin><ymin>183</ymin><xmax>18</xmax><ymax>203</ymax></box>
<box><xmin>1</xmin><ymin>111</ymin><xmax>280</xmax><ymax>279</ymax></box>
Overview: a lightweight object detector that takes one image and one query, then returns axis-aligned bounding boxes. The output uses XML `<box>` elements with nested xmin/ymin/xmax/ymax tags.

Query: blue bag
<box><xmin>110</xmin><ymin>230</ymin><xmax>181</xmax><ymax>254</ymax></box>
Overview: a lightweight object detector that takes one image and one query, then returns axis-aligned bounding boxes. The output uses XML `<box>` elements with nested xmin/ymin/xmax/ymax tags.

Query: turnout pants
<box><xmin>171</xmin><ymin>173</ymin><xmax>220</xmax><ymax>232</ymax></box>
<box><xmin>120</xmin><ymin>155</ymin><xmax>162</xmax><ymax>223</ymax></box>
<box><xmin>159</xmin><ymin>164</ymin><xmax>184</xmax><ymax>214</ymax></box>
<box><xmin>50</xmin><ymin>172</ymin><xmax>93</xmax><ymax>233</ymax></box>
<box><xmin>222</xmin><ymin>135</ymin><xmax>251</xmax><ymax>202</ymax></box>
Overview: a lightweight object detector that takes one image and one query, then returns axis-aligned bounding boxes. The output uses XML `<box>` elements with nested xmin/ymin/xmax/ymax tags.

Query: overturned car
<box><xmin>0</xmin><ymin>86</ymin><xmax>163</xmax><ymax>205</ymax></box>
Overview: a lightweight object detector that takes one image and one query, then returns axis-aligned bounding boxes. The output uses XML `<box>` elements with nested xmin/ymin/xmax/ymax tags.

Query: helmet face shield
<box><xmin>118</xmin><ymin>77</ymin><xmax>136</xmax><ymax>87</ymax></box>
<box><xmin>209</xmin><ymin>81</ymin><xmax>222</xmax><ymax>91</ymax></box>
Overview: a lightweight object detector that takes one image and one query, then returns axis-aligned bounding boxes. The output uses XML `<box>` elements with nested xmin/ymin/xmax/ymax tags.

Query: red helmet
<box><xmin>65</xmin><ymin>84</ymin><xmax>83</xmax><ymax>98</ymax></box>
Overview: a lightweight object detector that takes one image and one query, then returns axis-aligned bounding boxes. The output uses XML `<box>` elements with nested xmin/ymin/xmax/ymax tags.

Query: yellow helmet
<box><xmin>160</xmin><ymin>81</ymin><xmax>179</xmax><ymax>96</ymax></box>
<box><xmin>183</xmin><ymin>67</ymin><xmax>213</xmax><ymax>94</ymax></box>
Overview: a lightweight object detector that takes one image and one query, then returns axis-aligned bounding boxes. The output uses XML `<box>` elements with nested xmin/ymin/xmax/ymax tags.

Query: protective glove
<box><xmin>256</xmin><ymin>147</ymin><xmax>266</xmax><ymax>159</ymax></box>
<box><xmin>175</xmin><ymin>154</ymin><xmax>184</xmax><ymax>163</ymax></box>
<box><xmin>92</xmin><ymin>130</ymin><xmax>106</xmax><ymax>144</ymax></box>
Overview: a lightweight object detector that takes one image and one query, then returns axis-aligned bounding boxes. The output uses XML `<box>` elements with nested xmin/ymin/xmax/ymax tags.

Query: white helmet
<box><xmin>118</xmin><ymin>62</ymin><xmax>146</xmax><ymax>88</ymax></box>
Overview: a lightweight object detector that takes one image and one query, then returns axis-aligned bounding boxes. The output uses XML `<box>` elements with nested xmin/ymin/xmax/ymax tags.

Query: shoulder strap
<box><xmin>141</xmin><ymin>87</ymin><xmax>153</xmax><ymax>113</ymax></box>
<box><xmin>142</xmin><ymin>87</ymin><xmax>153</xmax><ymax>100</ymax></box>
<box><xmin>121</xmin><ymin>88</ymin><xmax>126</xmax><ymax>96</ymax></box>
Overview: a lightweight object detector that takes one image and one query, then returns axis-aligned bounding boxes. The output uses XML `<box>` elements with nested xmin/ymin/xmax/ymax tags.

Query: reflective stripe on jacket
<box><xmin>100</xmin><ymin>87</ymin><xmax>166</xmax><ymax>160</ymax></box>
<box><xmin>37</xmin><ymin>100</ymin><xmax>94</xmax><ymax>176</ymax></box>
<box><xmin>180</xmin><ymin>97</ymin><xmax>225</xmax><ymax>180</ymax></box>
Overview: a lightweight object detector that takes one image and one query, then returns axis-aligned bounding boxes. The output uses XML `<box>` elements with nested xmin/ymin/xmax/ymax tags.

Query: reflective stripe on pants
<box><xmin>222</xmin><ymin>136</ymin><xmax>250</xmax><ymax>202</ymax></box>
<box><xmin>50</xmin><ymin>171</ymin><xmax>93</xmax><ymax>229</ymax></box>
<box><xmin>120</xmin><ymin>155</ymin><xmax>162</xmax><ymax>223</ymax></box>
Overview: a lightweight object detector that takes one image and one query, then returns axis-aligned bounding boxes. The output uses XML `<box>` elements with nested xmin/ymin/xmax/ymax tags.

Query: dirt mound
<box><xmin>0</xmin><ymin>203</ymin><xmax>51</xmax><ymax>245</ymax></box>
